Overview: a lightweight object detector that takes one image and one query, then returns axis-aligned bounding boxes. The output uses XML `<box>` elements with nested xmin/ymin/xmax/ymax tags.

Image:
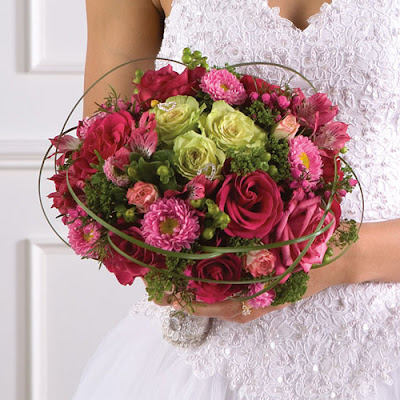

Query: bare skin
<box><xmin>85</xmin><ymin>0</ymin><xmax>400</xmax><ymax>323</ymax></box>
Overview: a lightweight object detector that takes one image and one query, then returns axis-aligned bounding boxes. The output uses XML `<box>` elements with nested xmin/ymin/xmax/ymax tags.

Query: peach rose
<box><xmin>126</xmin><ymin>181</ymin><xmax>159</xmax><ymax>213</ymax></box>
<box><xmin>245</xmin><ymin>250</ymin><xmax>276</xmax><ymax>277</ymax></box>
<box><xmin>272</xmin><ymin>114</ymin><xmax>300</xmax><ymax>141</ymax></box>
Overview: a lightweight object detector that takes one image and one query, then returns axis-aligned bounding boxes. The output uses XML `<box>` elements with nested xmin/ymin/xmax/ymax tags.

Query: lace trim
<box><xmin>131</xmin><ymin>283</ymin><xmax>400</xmax><ymax>399</ymax></box>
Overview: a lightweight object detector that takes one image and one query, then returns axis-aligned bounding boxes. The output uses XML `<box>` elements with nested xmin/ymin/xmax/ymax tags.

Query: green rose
<box><xmin>203</xmin><ymin>101</ymin><xmax>267</xmax><ymax>151</ymax></box>
<box><xmin>173</xmin><ymin>131</ymin><xmax>226</xmax><ymax>180</ymax></box>
<box><xmin>151</xmin><ymin>95</ymin><xmax>206</xmax><ymax>147</ymax></box>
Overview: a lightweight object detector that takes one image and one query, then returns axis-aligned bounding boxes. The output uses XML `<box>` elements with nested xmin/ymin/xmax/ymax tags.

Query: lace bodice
<box><xmin>157</xmin><ymin>0</ymin><xmax>400</xmax><ymax>223</ymax></box>
<box><xmin>136</xmin><ymin>1</ymin><xmax>400</xmax><ymax>399</ymax></box>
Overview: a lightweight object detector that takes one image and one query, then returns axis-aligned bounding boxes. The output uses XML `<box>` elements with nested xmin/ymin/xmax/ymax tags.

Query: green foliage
<box><xmin>84</xmin><ymin>172</ymin><xmax>126</xmax><ymax>222</ymax></box>
<box><xmin>227</xmin><ymin>237</ymin><xmax>263</xmax><ymax>257</ymax></box>
<box><xmin>272</xmin><ymin>271</ymin><xmax>310</xmax><ymax>306</ymax></box>
<box><xmin>145</xmin><ymin>256</ymin><xmax>193</xmax><ymax>304</ymax></box>
<box><xmin>245</xmin><ymin>100</ymin><xmax>277</xmax><ymax>131</ymax></box>
<box><xmin>227</xmin><ymin>146</ymin><xmax>271</xmax><ymax>175</ymax></box>
<box><xmin>329</xmin><ymin>219</ymin><xmax>359</xmax><ymax>249</ymax></box>
<box><xmin>264</xmin><ymin>134</ymin><xmax>290</xmax><ymax>182</ymax></box>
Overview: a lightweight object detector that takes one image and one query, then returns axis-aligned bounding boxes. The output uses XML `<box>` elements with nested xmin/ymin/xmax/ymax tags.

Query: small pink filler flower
<box><xmin>141</xmin><ymin>197</ymin><xmax>200</xmax><ymax>252</ymax></box>
<box><xmin>200</xmin><ymin>69</ymin><xmax>247</xmax><ymax>105</ymax></box>
<box><xmin>247</xmin><ymin>283</ymin><xmax>276</xmax><ymax>309</ymax></box>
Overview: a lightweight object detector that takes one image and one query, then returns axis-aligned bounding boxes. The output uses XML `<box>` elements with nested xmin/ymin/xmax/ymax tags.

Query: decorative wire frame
<box><xmin>38</xmin><ymin>57</ymin><xmax>364</xmax><ymax>299</ymax></box>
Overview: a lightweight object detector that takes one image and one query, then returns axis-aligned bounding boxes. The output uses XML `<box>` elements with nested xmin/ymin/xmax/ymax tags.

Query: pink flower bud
<box><xmin>272</xmin><ymin>114</ymin><xmax>300</xmax><ymax>141</ymax></box>
<box><xmin>249</xmin><ymin>92</ymin><xmax>259</xmax><ymax>101</ymax></box>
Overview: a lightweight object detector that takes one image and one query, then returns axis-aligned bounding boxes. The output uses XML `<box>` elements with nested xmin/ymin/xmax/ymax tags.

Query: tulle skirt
<box><xmin>73</xmin><ymin>283</ymin><xmax>400</xmax><ymax>400</ymax></box>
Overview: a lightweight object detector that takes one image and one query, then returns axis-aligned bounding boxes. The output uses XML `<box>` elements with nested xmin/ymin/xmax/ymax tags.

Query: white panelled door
<box><xmin>0</xmin><ymin>1</ymin><xmax>144</xmax><ymax>400</ymax></box>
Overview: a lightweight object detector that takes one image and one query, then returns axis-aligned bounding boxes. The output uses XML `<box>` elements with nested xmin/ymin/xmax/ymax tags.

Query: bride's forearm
<box><xmin>353</xmin><ymin>219</ymin><xmax>400</xmax><ymax>283</ymax></box>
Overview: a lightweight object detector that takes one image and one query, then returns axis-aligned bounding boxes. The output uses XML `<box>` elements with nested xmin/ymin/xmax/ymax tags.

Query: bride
<box><xmin>74</xmin><ymin>0</ymin><xmax>400</xmax><ymax>398</ymax></box>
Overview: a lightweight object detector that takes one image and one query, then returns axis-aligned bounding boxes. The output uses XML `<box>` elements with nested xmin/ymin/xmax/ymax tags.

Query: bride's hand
<box><xmin>171</xmin><ymin>266</ymin><xmax>349</xmax><ymax>323</ymax></box>
<box><xmin>172</xmin><ymin>219</ymin><xmax>400</xmax><ymax>323</ymax></box>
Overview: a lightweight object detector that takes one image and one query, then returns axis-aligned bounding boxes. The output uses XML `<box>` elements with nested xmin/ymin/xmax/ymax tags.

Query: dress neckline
<box><xmin>265</xmin><ymin>0</ymin><xmax>335</xmax><ymax>34</ymax></box>
<box><xmin>165</xmin><ymin>0</ymin><xmax>336</xmax><ymax>36</ymax></box>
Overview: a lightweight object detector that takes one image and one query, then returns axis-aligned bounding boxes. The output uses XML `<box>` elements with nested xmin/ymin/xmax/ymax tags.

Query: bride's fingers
<box><xmin>173</xmin><ymin>299</ymin><xmax>287</xmax><ymax>323</ymax></box>
<box><xmin>173</xmin><ymin>299</ymin><xmax>242</xmax><ymax>319</ymax></box>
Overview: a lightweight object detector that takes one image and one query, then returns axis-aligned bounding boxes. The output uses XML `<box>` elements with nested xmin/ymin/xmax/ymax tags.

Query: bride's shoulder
<box><xmin>152</xmin><ymin>0</ymin><xmax>173</xmax><ymax>19</ymax></box>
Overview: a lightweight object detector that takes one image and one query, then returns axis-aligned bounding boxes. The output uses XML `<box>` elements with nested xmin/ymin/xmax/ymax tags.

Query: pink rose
<box><xmin>73</xmin><ymin>110</ymin><xmax>133</xmax><ymax>179</ymax></box>
<box><xmin>103</xmin><ymin>226</ymin><xmax>165</xmax><ymax>285</ymax></box>
<box><xmin>245</xmin><ymin>250</ymin><xmax>276</xmax><ymax>277</ymax></box>
<box><xmin>187</xmin><ymin>253</ymin><xmax>244</xmax><ymax>303</ymax></box>
<box><xmin>126</xmin><ymin>181</ymin><xmax>159</xmax><ymax>213</ymax></box>
<box><xmin>265</xmin><ymin>189</ymin><xmax>336</xmax><ymax>282</ymax></box>
<box><xmin>134</xmin><ymin>65</ymin><xmax>206</xmax><ymax>106</ymax></box>
<box><xmin>216</xmin><ymin>171</ymin><xmax>283</xmax><ymax>239</ymax></box>
<box><xmin>272</xmin><ymin>115</ymin><xmax>300</xmax><ymax>141</ymax></box>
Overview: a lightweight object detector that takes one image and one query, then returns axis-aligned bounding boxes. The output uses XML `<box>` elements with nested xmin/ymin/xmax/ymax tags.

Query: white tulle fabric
<box><xmin>73</xmin><ymin>0</ymin><xmax>400</xmax><ymax>399</ymax></box>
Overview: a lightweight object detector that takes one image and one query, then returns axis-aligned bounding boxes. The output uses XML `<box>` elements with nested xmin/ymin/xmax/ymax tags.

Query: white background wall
<box><xmin>0</xmin><ymin>1</ymin><xmax>145</xmax><ymax>399</ymax></box>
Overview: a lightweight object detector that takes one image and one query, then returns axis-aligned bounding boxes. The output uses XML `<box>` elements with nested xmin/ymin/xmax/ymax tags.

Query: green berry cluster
<box><xmin>181</xmin><ymin>48</ymin><xmax>209</xmax><ymax>70</ymax></box>
<box><xmin>264</xmin><ymin>135</ymin><xmax>290</xmax><ymax>182</ymax></box>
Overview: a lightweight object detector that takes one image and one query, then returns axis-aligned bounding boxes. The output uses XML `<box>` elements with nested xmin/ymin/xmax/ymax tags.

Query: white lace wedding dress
<box><xmin>73</xmin><ymin>0</ymin><xmax>400</xmax><ymax>399</ymax></box>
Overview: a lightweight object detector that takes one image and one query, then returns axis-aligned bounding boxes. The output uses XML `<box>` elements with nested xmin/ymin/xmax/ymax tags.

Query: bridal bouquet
<box><xmin>45</xmin><ymin>49</ymin><xmax>359</xmax><ymax>310</ymax></box>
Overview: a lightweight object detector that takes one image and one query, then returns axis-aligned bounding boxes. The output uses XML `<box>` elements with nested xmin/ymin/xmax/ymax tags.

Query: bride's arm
<box><xmin>84</xmin><ymin>0</ymin><xmax>164</xmax><ymax>117</ymax></box>
<box><xmin>176</xmin><ymin>219</ymin><xmax>400</xmax><ymax>323</ymax></box>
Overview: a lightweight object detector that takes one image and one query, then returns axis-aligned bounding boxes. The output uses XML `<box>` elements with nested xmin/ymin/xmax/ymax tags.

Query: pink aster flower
<box><xmin>288</xmin><ymin>135</ymin><xmax>323</xmax><ymax>191</ymax></box>
<box><xmin>141</xmin><ymin>197</ymin><xmax>200</xmax><ymax>252</ymax></box>
<box><xmin>200</xmin><ymin>69</ymin><xmax>247</xmax><ymax>105</ymax></box>
<box><xmin>311</xmin><ymin>121</ymin><xmax>350</xmax><ymax>151</ymax></box>
<box><xmin>247</xmin><ymin>283</ymin><xmax>276</xmax><ymax>309</ymax></box>
<box><xmin>68</xmin><ymin>219</ymin><xmax>102</xmax><ymax>258</ymax></box>
<box><xmin>103</xmin><ymin>147</ymin><xmax>131</xmax><ymax>187</ymax></box>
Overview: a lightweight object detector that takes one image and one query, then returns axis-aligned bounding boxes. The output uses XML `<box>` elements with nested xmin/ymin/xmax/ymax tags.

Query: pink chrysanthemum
<box><xmin>200</xmin><ymin>69</ymin><xmax>247</xmax><ymax>105</ymax></box>
<box><xmin>247</xmin><ymin>283</ymin><xmax>276</xmax><ymax>309</ymax></box>
<box><xmin>288</xmin><ymin>135</ymin><xmax>323</xmax><ymax>191</ymax></box>
<box><xmin>68</xmin><ymin>219</ymin><xmax>102</xmax><ymax>258</ymax></box>
<box><xmin>141</xmin><ymin>197</ymin><xmax>200</xmax><ymax>252</ymax></box>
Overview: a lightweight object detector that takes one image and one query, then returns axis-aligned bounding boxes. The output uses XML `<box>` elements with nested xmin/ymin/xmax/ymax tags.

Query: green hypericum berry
<box><xmin>192</xmin><ymin>50</ymin><xmax>202</xmax><ymax>59</ymax></box>
<box><xmin>261</xmin><ymin>152</ymin><xmax>272</xmax><ymax>162</ymax></box>
<box><xmin>182</xmin><ymin>54</ymin><xmax>193</xmax><ymax>64</ymax></box>
<box><xmin>157</xmin><ymin>165</ymin><xmax>170</xmax><ymax>177</ymax></box>
<box><xmin>183</xmin><ymin>47</ymin><xmax>191</xmax><ymax>55</ymax></box>
<box><xmin>202</xmin><ymin>227</ymin><xmax>215</xmax><ymax>240</ymax></box>
<box><xmin>124</xmin><ymin>208</ymin><xmax>136</xmax><ymax>223</ymax></box>
<box><xmin>323</xmin><ymin>254</ymin><xmax>331</xmax><ymax>263</ymax></box>
<box><xmin>127</xmin><ymin>166</ymin><xmax>139</xmax><ymax>180</ymax></box>
<box><xmin>190</xmin><ymin>199</ymin><xmax>203</xmax><ymax>208</ymax></box>
<box><xmin>208</xmin><ymin>204</ymin><xmax>220</xmax><ymax>215</ymax></box>
<box><xmin>340</xmin><ymin>147</ymin><xmax>348</xmax><ymax>154</ymax></box>
<box><xmin>268</xmin><ymin>165</ymin><xmax>278</xmax><ymax>176</ymax></box>
<box><xmin>217</xmin><ymin>213</ymin><xmax>231</xmax><ymax>227</ymax></box>
<box><xmin>326</xmin><ymin>247</ymin><xmax>334</xmax><ymax>257</ymax></box>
